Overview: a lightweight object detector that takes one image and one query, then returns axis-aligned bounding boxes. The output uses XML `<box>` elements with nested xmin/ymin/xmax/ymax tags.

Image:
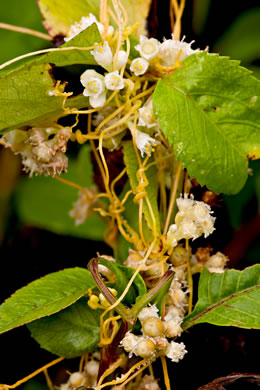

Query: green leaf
<box><xmin>0</xmin><ymin>268</ymin><xmax>96</xmax><ymax>334</ymax></box>
<box><xmin>0</xmin><ymin>63</ymin><xmax>88</xmax><ymax>133</ymax></box>
<box><xmin>35</xmin><ymin>23</ymin><xmax>101</xmax><ymax>67</ymax></box>
<box><xmin>153</xmin><ymin>52</ymin><xmax>260</xmax><ymax>195</ymax></box>
<box><xmin>38</xmin><ymin>0</ymin><xmax>151</xmax><ymax>38</ymax></box>
<box><xmin>99</xmin><ymin>258</ymin><xmax>146</xmax><ymax>304</ymax></box>
<box><xmin>38</xmin><ymin>0</ymin><xmax>101</xmax><ymax>37</ymax></box>
<box><xmin>15</xmin><ymin>145</ymin><xmax>106</xmax><ymax>240</ymax></box>
<box><xmin>123</xmin><ymin>141</ymin><xmax>161</xmax><ymax>234</ymax></box>
<box><xmin>182</xmin><ymin>265</ymin><xmax>260</xmax><ymax>330</ymax></box>
<box><xmin>28</xmin><ymin>298</ymin><xmax>101</xmax><ymax>358</ymax></box>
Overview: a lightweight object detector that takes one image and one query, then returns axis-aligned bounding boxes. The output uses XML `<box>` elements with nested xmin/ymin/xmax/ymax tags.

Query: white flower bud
<box><xmin>138</xmin><ymin>375</ymin><xmax>160</xmax><ymax>390</ymax></box>
<box><xmin>104</xmin><ymin>71</ymin><xmax>124</xmax><ymax>90</ymax></box>
<box><xmin>159</xmin><ymin>37</ymin><xmax>199</xmax><ymax>67</ymax></box>
<box><xmin>205</xmin><ymin>252</ymin><xmax>228</xmax><ymax>273</ymax></box>
<box><xmin>69</xmin><ymin>372</ymin><xmax>85</xmax><ymax>387</ymax></box>
<box><xmin>120</xmin><ymin>332</ymin><xmax>140</xmax><ymax>353</ymax></box>
<box><xmin>164</xmin><ymin>319</ymin><xmax>182</xmax><ymax>338</ymax></box>
<box><xmin>130</xmin><ymin>57</ymin><xmax>149</xmax><ymax>76</ymax></box>
<box><xmin>170</xmin><ymin>245</ymin><xmax>187</xmax><ymax>266</ymax></box>
<box><xmin>142</xmin><ymin>318</ymin><xmax>164</xmax><ymax>337</ymax></box>
<box><xmin>136</xmin><ymin>339</ymin><xmax>156</xmax><ymax>359</ymax></box>
<box><xmin>135</xmin><ymin>35</ymin><xmax>160</xmax><ymax>60</ymax></box>
<box><xmin>80</xmin><ymin>69</ymin><xmax>106</xmax><ymax>108</ymax></box>
<box><xmin>138</xmin><ymin>100</ymin><xmax>157</xmax><ymax>128</ymax></box>
<box><xmin>153</xmin><ymin>336</ymin><xmax>169</xmax><ymax>350</ymax></box>
<box><xmin>164</xmin><ymin>305</ymin><xmax>185</xmax><ymax>321</ymax></box>
<box><xmin>134</xmin><ymin>129</ymin><xmax>159</xmax><ymax>157</ymax></box>
<box><xmin>33</xmin><ymin>143</ymin><xmax>54</xmax><ymax>163</ymax></box>
<box><xmin>167</xmin><ymin>224</ymin><xmax>179</xmax><ymax>247</ymax></box>
<box><xmin>172</xmin><ymin>288</ymin><xmax>188</xmax><ymax>306</ymax></box>
<box><xmin>138</xmin><ymin>304</ymin><xmax>159</xmax><ymax>322</ymax></box>
<box><xmin>115</xmin><ymin>50</ymin><xmax>128</xmax><ymax>69</ymax></box>
<box><xmin>179</xmin><ymin>217</ymin><xmax>200</xmax><ymax>240</ymax></box>
<box><xmin>165</xmin><ymin>341</ymin><xmax>187</xmax><ymax>362</ymax></box>
<box><xmin>91</xmin><ymin>41</ymin><xmax>113</xmax><ymax>71</ymax></box>
<box><xmin>85</xmin><ymin>360</ymin><xmax>99</xmax><ymax>377</ymax></box>
<box><xmin>60</xmin><ymin>384</ymin><xmax>70</xmax><ymax>390</ymax></box>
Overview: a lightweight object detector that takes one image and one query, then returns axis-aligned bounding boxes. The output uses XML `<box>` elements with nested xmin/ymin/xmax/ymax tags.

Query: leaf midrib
<box><xmin>183</xmin><ymin>284</ymin><xmax>260</xmax><ymax>330</ymax></box>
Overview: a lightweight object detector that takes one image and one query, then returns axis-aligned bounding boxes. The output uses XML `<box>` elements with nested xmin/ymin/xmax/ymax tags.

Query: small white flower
<box><xmin>116</xmin><ymin>50</ymin><xmax>128</xmax><ymax>70</ymax></box>
<box><xmin>205</xmin><ymin>252</ymin><xmax>228</xmax><ymax>273</ymax></box>
<box><xmin>104</xmin><ymin>71</ymin><xmax>124</xmax><ymax>90</ymax></box>
<box><xmin>134</xmin><ymin>129</ymin><xmax>159</xmax><ymax>157</ymax></box>
<box><xmin>138</xmin><ymin>100</ymin><xmax>157</xmax><ymax>128</ymax></box>
<box><xmin>159</xmin><ymin>37</ymin><xmax>200</xmax><ymax>67</ymax></box>
<box><xmin>80</xmin><ymin>69</ymin><xmax>106</xmax><ymax>108</ymax></box>
<box><xmin>135</xmin><ymin>35</ymin><xmax>160</xmax><ymax>60</ymax></box>
<box><xmin>166</xmin><ymin>224</ymin><xmax>178</xmax><ymax>247</ymax></box>
<box><xmin>165</xmin><ymin>341</ymin><xmax>187</xmax><ymax>362</ymax></box>
<box><xmin>163</xmin><ymin>318</ymin><xmax>183</xmax><ymax>338</ymax></box>
<box><xmin>179</xmin><ymin>217</ymin><xmax>201</xmax><ymax>240</ymax></box>
<box><xmin>91</xmin><ymin>41</ymin><xmax>113</xmax><ymax>71</ymax></box>
<box><xmin>69</xmin><ymin>372</ymin><xmax>85</xmax><ymax>387</ymax></box>
<box><xmin>85</xmin><ymin>360</ymin><xmax>99</xmax><ymax>378</ymax></box>
<box><xmin>65</xmin><ymin>14</ymin><xmax>102</xmax><ymax>42</ymax></box>
<box><xmin>164</xmin><ymin>305</ymin><xmax>185</xmax><ymax>321</ymax></box>
<box><xmin>130</xmin><ymin>57</ymin><xmax>149</xmax><ymax>76</ymax></box>
<box><xmin>138</xmin><ymin>304</ymin><xmax>159</xmax><ymax>322</ymax></box>
<box><xmin>120</xmin><ymin>332</ymin><xmax>141</xmax><ymax>355</ymax></box>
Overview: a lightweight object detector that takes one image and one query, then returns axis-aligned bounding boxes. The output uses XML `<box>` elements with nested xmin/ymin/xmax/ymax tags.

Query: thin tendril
<box><xmin>0</xmin><ymin>22</ymin><xmax>51</xmax><ymax>40</ymax></box>
<box><xmin>0</xmin><ymin>46</ymin><xmax>95</xmax><ymax>71</ymax></box>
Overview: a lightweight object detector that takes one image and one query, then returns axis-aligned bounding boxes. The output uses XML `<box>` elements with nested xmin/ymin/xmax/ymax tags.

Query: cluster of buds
<box><xmin>60</xmin><ymin>352</ymin><xmax>100</xmax><ymax>389</ymax></box>
<box><xmin>88</xmin><ymin>288</ymin><xmax>117</xmax><ymax>310</ymax></box>
<box><xmin>167</xmin><ymin>194</ymin><xmax>216</xmax><ymax>247</ymax></box>
<box><xmin>2</xmin><ymin>127</ymin><xmax>71</xmax><ymax>176</ymax></box>
<box><xmin>191</xmin><ymin>251</ymin><xmax>229</xmax><ymax>274</ymax></box>
<box><xmin>120</xmin><ymin>304</ymin><xmax>187</xmax><ymax>363</ymax></box>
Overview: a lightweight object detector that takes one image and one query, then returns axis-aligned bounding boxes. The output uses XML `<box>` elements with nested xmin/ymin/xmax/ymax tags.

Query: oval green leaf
<box><xmin>153</xmin><ymin>52</ymin><xmax>260</xmax><ymax>194</ymax></box>
<box><xmin>182</xmin><ymin>264</ymin><xmax>260</xmax><ymax>330</ymax></box>
<box><xmin>0</xmin><ymin>268</ymin><xmax>96</xmax><ymax>334</ymax></box>
<box><xmin>28</xmin><ymin>298</ymin><xmax>101</xmax><ymax>358</ymax></box>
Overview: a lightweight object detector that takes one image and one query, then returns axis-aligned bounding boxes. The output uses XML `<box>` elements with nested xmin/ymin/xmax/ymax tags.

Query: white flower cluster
<box><xmin>80</xmin><ymin>40</ymin><xmax>128</xmax><ymax>107</ymax></box>
<box><xmin>69</xmin><ymin>187</ymin><xmax>98</xmax><ymax>225</ymax></box>
<box><xmin>2</xmin><ymin>127</ymin><xmax>71</xmax><ymax>176</ymax></box>
<box><xmin>120</xmin><ymin>304</ymin><xmax>187</xmax><ymax>363</ymax></box>
<box><xmin>59</xmin><ymin>352</ymin><xmax>100</xmax><ymax>389</ymax></box>
<box><xmin>167</xmin><ymin>194</ymin><xmax>216</xmax><ymax>247</ymax></box>
<box><xmin>191</xmin><ymin>251</ymin><xmax>228</xmax><ymax>274</ymax></box>
<box><xmin>130</xmin><ymin>34</ymin><xmax>200</xmax><ymax>76</ymax></box>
